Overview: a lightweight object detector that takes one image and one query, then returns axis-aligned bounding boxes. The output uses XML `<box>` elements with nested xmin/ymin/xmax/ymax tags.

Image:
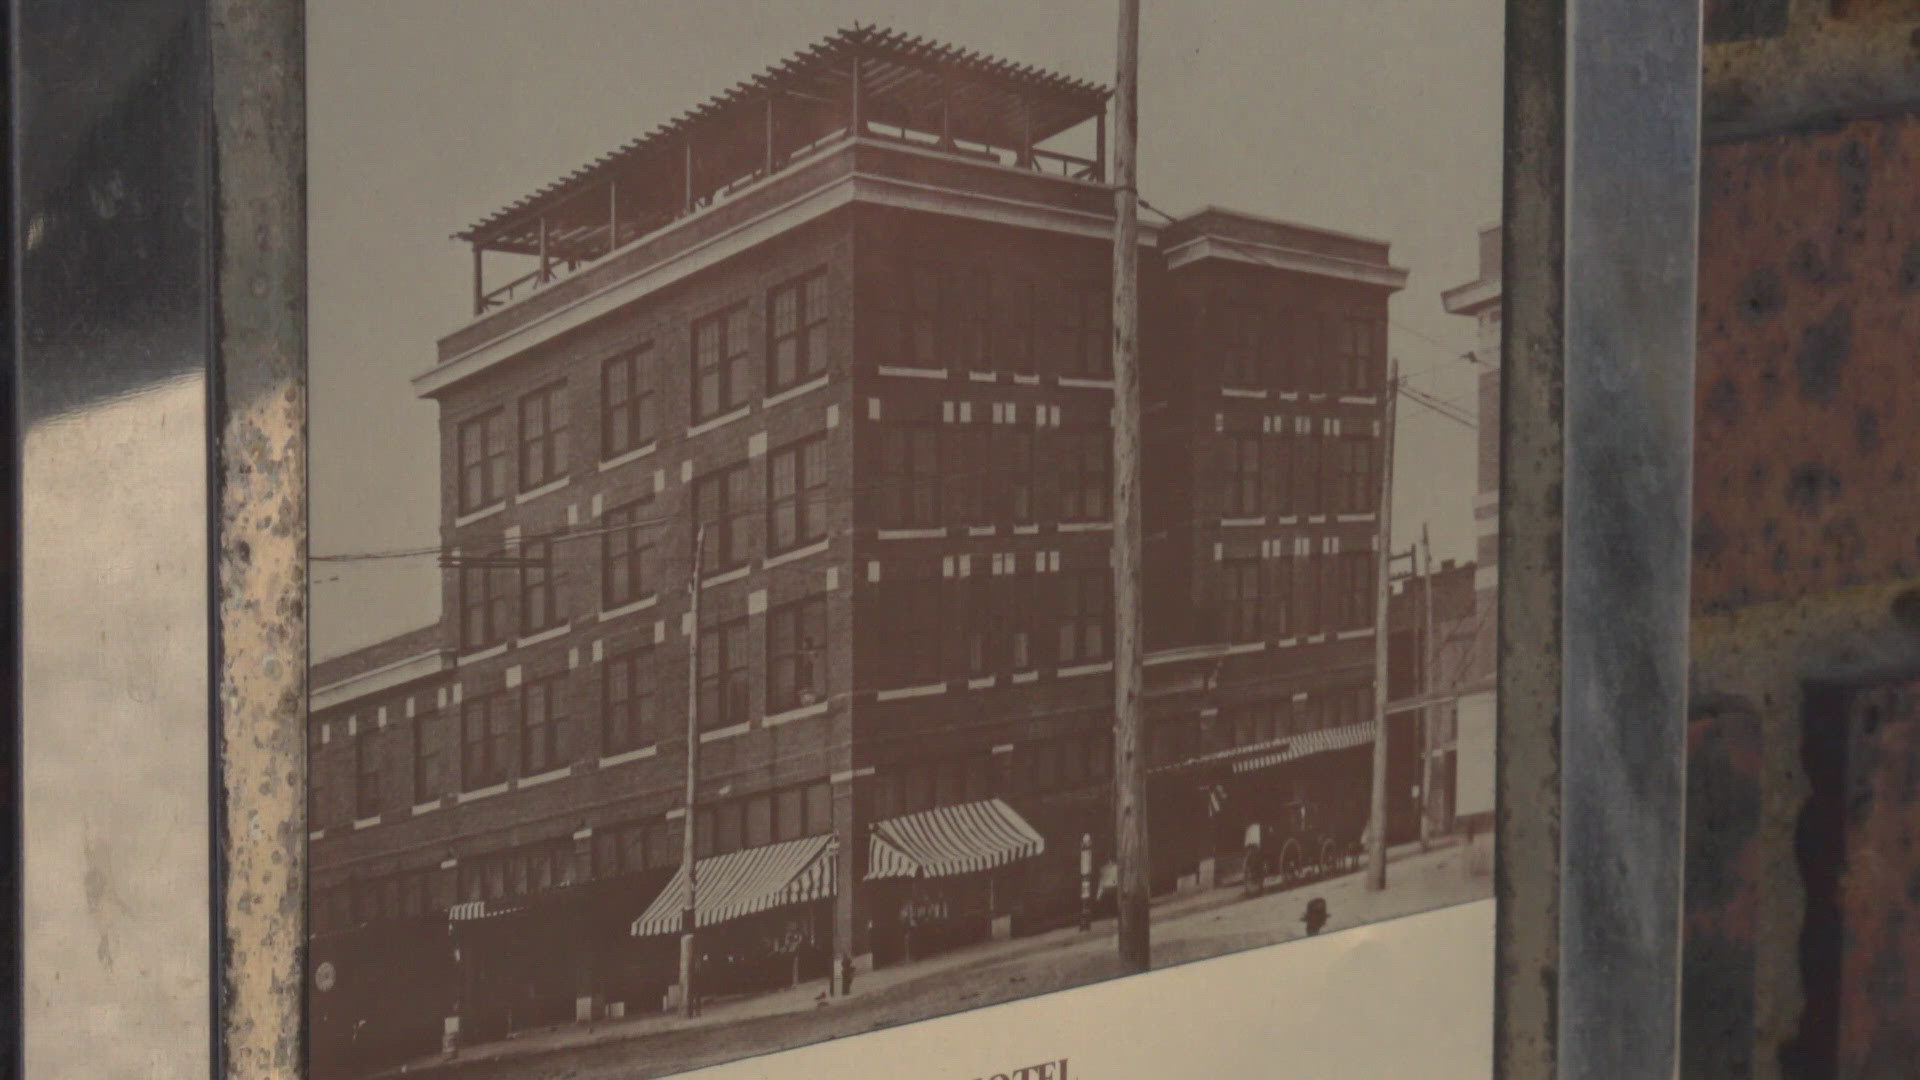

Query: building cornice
<box><xmin>310</xmin><ymin>650</ymin><xmax>449</xmax><ymax>713</ymax></box>
<box><xmin>1162</xmin><ymin>234</ymin><xmax>1410</xmax><ymax>291</ymax></box>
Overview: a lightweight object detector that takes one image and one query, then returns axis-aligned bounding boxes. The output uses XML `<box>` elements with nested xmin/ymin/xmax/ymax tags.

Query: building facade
<box><xmin>308</xmin><ymin>28</ymin><xmax>1405</xmax><ymax>1071</ymax></box>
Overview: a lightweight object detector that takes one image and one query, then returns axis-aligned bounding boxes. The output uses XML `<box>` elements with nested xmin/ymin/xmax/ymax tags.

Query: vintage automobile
<box><xmin>1241</xmin><ymin>798</ymin><xmax>1358</xmax><ymax>898</ymax></box>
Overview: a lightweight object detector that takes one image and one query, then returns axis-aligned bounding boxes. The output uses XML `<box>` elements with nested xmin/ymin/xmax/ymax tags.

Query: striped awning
<box><xmin>867</xmin><ymin>798</ymin><xmax>1046</xmax><ymax>881</ymax></box>
<box><xmin>630</xmin><ymin>834</ymin><xmax>837</xmax><ymax>937</ymax></box>
<box><xmin>1231</xmin><ymin>721</ymin><xmax>1376</xmax><ymax>775</ymax></box>
<box><xmin>449</xmin><ymin>898</ymin><xmax>525</xmax><ymax>922</ymax></box>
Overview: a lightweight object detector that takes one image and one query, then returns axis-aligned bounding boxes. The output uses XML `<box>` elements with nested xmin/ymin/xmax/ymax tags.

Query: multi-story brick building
<box><xmin>307</xmin><ymin>27</ymin><xmax>1405</xmax><ymax>1070</ymax></box>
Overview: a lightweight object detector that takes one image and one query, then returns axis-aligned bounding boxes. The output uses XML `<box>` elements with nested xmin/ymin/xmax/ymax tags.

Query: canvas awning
<box><xmin>1230</xmin><ymin>721</ymin><xmax>1376</xmax><ymax>775</ymax></box>
<box><xmin>866</xmin><ymin>798</ymin><xmax>1045</xmax><ymax>881</ymax></box>
<box><xmin>630</xmin><ymin>834</ymin><xmax>837</xmax><ymax>937</ymax></box>
<box><xmin>449</xmin><ymin>898</ymin><xmax>525</xmax><ymax>922</ymax></box>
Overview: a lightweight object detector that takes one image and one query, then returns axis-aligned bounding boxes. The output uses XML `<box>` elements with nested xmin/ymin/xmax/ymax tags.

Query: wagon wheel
<box><xmin>1279</xmin><ymin>840</ymin><xmax>1304</xmax><ymax>885</ymax></box>
<box><xmin>1243</xmin><ymin>846</ymin><xmax>1264</xmax><ymax>898</ymax></box>
<box><xmin>1318</xmin><ymin>838</ymin><xmax>1337</xmax><ymax>878</ymax></box>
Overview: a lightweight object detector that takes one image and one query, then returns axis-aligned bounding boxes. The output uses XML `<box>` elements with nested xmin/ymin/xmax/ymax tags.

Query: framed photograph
<box><xmin>300</xmin><ymin>4</ymin><xmax>1501</xmax><ymax>1078</ymax></box>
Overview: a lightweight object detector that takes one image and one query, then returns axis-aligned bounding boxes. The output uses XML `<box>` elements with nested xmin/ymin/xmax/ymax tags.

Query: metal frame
<box><xmin>8</xmin><ymin>1</ymin><xmax>1707</xmax><ymax>1076</ymax></box>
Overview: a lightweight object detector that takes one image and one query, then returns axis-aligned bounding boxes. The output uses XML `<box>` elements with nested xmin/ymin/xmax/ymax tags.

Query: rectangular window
<box><xmin>1338</xmin><ymin>437</ymin><xmax>1375</xmax><ymax>514</ymax></box>
<box><xmin>994</xmin><ymin>277</ymin><xmax>1036</xmax><ymax>374</ymax></box>
<box><xmin>1299</xmin><ymin>550</ymin><xmax>1323</xmax><ymax>634</ymax></box>
<box><xmin>876</xmin><ymin>577</ymin><xmax>943</xmax><ymax>686</ymax></box>
<box><xmin>994</xmin><ymin>427</ymin><xmax>1034</xmax><ymax>522</ymax></box>
<box><xmin>947</xmin><ymin>266</ymin><xmax>990</xmax><ymax>370</ymax></box>
<box><xmin>646</xmin><ymin>819</ymin><xmax>679</xmax><ymax>868</ymax></box>
<box><xmin>1059</xmin><ymin>429</ymin><xmax>1111</xmax><ymax>522</ymax></box>
<box><xmin>805</xmin><ymin>781</ymin><xmax>832</xmax><ymax>835</ymax></box>
<box><xmin>769</xmin><ymin>269</ymin><xmax>830</xmax><ymax>391</ymax></box>
<box><xmin>693</xmin><ymin>461</ymin><xmax>753</xmax><ymax>571</ymax></box>
<box><xmin>413</xmin><ymin>710</ymin><xmax>444</xmax><ymax>804</ymax></box>
<box><xmin>877</xmin><ymin>425</ymin><xmax>940</xmax><ymax>529</ymax></box>
<box><xmin>1341</xmin><ymin>314</ymin><xmax>1383</xmax><ymax>394</ymax></box>
<box><xmin>601</xmin><ymin>346</ymin><xmax>656</xmax><ymax>459</ymax></box>
<box><xmin>602</xmin><ymin>501</ymin><xmax>655</xmax><ymax>608</ymax></box>
<box><xmin>999</xmin><ymin>570</ymin><xmax>1037</xmax><ymax>672</ymax></box>
<box><xmin>714</xmin><ymin>801</ymin><xmax>744</xmax><ymax>856</ymax></box>
<box><xmin>518</xmin><ymin>536</ymin><xmax>561</xmax><ymax>635</ymax></box>
<box><xmin>745</xmin><ymin>795</ymin><xmax>773</xmax><ymax>849</ymax></box>
<box><xmin>1295</xmin><ymin>429</ymin><xmax>1322</xmax><ymax>515</ymax></box>
<box><xmin>943</xmin><ymin>425</ymin><xmax>990</xmax><ymax>526</ymax></box>
<box><xmin>776</xmin><ymin>787</ymin><xmax>806</xmax><ymax>842</ymax></box>
<box><xmin>909</xmin><ymin>262</ymin><xmax>941</xmax><ymax>367</ymax></box>
<box><xmin>354</xmin><ymin>732</ymin><xmax>381</xmax><ymax>819</ymax></box>
<box><xmin>459</xmin><ymin>562</ymin><xmax>511</xmax><ymax>652</ymax></box>
<box><xmin>461</xmin><ymin>692</ymin><xmax>513</xmax><ymax>790</ymax></box>
<box><xmin>1269</xmin><ymin>553</ymin><xmax>1294</xmax><ymax>638</ymax></box>
<box><xmin>1221</xmin><ymin>434</ymin><xmax>1262</xmax><ymax>517</ymax></box>
<box><xmin>1057</xmin><ymin>569</ymin><xmax>1112</xmax><ymax>665</ymax></box>
<box><xmin>1222</xmin><ymin>302</ymin><xmax>1262</xmax><ymax>386</ymax></box>
<box><xmin>692</xmin><ymin>303</ymin><xmax>751</xmax><ymax>422</ymax></box>
<box><xmin>457</xmin><ymin>409</ymin><xmax>510</xmax><ymax>514</ymax></box>
<box><xmin>957</xmin><ymin>576</ymin><xmax>994</xmax><ymax>678</ymax></box>
<box><xmin>521</xmin><ymin>673</ymin><xmax>569</xmax><ymax>774</ymax></box>
<box><xmin>767</xmin><ymin>435</ymin><xmax>829</xmax><ymax>554</ymax></box>
<box><xmin>603</xmin><ymin>648</ymin><xmax>654</xmax><ymax>754</ymax></box>
<box><xmin>1342</xmin><ymin>551</ymin><xmax>1374</xmax><ymax>629</ymax></box>
<box><xmin>697</xmin><ymin>618</ymin><xmax>751</xmax><ymax>730</ymax></box>
<box><xmin>1060</xmin><ymin>284</ymin><xmax>1111</xmax><ymax>377</ymax></box>
<box><xmin>1222</xmin><ymin>558</ymin><xmax>1263</xmax><ymax>642</ymax></box>
<box><xmin>767</xmin><ymin>595</ymin><xmax>827</xmax><ymax>713</ymax></box>
<box><xmin>1264</xmin><ymin>431</ymin><xmax>1294</xmax><ymax>518</ymax></box>
<box><xmin>518</xmin><ymin>381</ymin><xmax>569</xmax><ymax>490</ymax></box>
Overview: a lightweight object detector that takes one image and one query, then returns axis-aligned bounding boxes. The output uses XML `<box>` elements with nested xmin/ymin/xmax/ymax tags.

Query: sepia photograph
<box><xmin>305</xmin><ymin>3</ymin><xmax>1502</xmax><ymax>1076</ymax></box>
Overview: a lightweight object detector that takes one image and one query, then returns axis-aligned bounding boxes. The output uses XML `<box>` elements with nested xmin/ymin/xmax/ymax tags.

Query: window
<box><xmin>1298</xmin><ymin>550</ymin><xmax>1323</xmax><ymax>634</ymax></box>
<box><xmin>767</xmin><ymin>595</ymin><xmax>827</xmax><ymax>713</ymax></box>
<box><xmin>518</xmin><ymin>536</ymin><xmax>561</xmax><ymax>635</ymax></box>
<box><xmin>519</xmin><ymin>382</ymin><xmax>569</xmax><ymax>490</ymax></box>
<box><xmin>603</xmin><ymin>649</ymin><xmax>654</xmax><ymax>755</ymax></box>
<box><xmin>697</xmin><ymin>618</ymin><xmax>751</xmax><ymax>730</ymax></box>
<box><xmin>354</xmin><ymin>731</ymin><xmax>381</xmax><ymax>819</ymax></box>
<box><xmin>956</xmin><ymin>576</ymin><xmax>994</xmax><ymax>678</ymax></box>
<box><xmin>522</xmin><ymin>673</ymin><xmax>569</xmax><ymax>775</ymax></box>
<box><xmin>769</xmin><ymin>270</ymin><xmax>830</xmax><ymax>390</ymax></box>
<box><xmin>994</xmin><ymin>277</ymin><xmax>1036</xmax><ymax>374</ymax></box>
<box><xmin>876</xmin><ymin>425</ymin><xmax>940</xmax><ymax>529</ymax></box>
<box><xmin>943</xmin><ymin>424</ymin><xmax>990</xmax><ymax>525</ymax></box>
<box><xmin>1059</xmin><ymin>284</ymin><xmax>1111</xmax><ymax>377</ymax></box>
<box><xmin>946</xmin><ymin>266</ymin><xmax>990</xmax><ymax>370</ymax></box>
<box><xmin>999</xmin><ymin>570</ymin><xmax>1037</xmax><ymax>671</ymax></box>
<box><xmin>1222</xmin><ymin>302</ymin><xmax>1263</xmax><ymax>386</ymax></box>
<box><xmin>908</xmin><ymin>263</ymin><xmax>941</xmax><ymax>366</ymax></box>
<box><xmin>1264</xmin><ymin>430</ymin><xmax>1295</xmax><ymax>518</ymax></box>
<box><xmin>1337</xmin><ymin>437</ymin><xmax>1375</xmax><ymax>514</ymax></box>
<box><xmin>602</xmin><ymin>347</ymin><xmax>656</xmax><ymax>459</ymax></box>
<box><xmin>602</xmin><ymin>501</ymin><xmax>655</xmax><ymax>608</ymax></box>
<box><xmin>1341</xmin><ymin>314</ymin><xmax>1384</xmax><ymax>394</ymax></box>
<box><xmin>714</xmin><ymin>801</ymin><xmax>745</xmax><ymax>857</ymax></box>
<box><xmin>1294</xmin><ymin>428</ymin><xmax>1322</xmax><ymax>515</ymax></box>
<box><xmin>1059</xmin><ymin>429</ymin><xmax>1111</xmax><ymax>522</ymax></box>
<box><xmin>413</xmin><ymin>709</ymin><xmax>444</xmax><ymax>804</ymax></box>
<box><xmin>1222</xmin><ymin>559</ymin><xmax>1263</xmax><ymax>642</ymax></box>
<box><xmin>995</xmin><ymin>428</ymin><xmax>1035</xmax><ymax>522</ymax></box>
<box><xmin>768</xmin><ymin>435</ymin><xmax>828</xmax><ymax>554</ymax></box>
<box><xmin>745</xmin><ymin>794</ymin><xmax>774</xmax><ymax>849</ymax></box>
<box><xmin>875</xmin><ymin>577</ymin><xmax>943</xmax><ymax>686</ymax></box>
<box><xmin>457</xmin><ymin>409</ymin><xmax>510</xmax><ymax>513</ymax></box>
<box><xmin>1339</xmin><ymin>551</ymin><xmax>1374</xmax><ymax>629</ymax></box>
<box><xmin>1058</xmin><ymin>569</ymin><xmax>1111</xmax><ymax>665</ymax></box>
<box><xmin>1269</xmin><ymin>553</ymin><xmax>1295</xmax><ymax>638</ymax></box>
<box><xmin>1221</xmin><ymin>434</ymin><xmax>1262</xmax><ymax>517</ymax></box>
<box><xmin>693</xmin><ymin>462</ymin><xmax>753</xmax><ymax>572</ymax></box>
<box><xmin>459</xmin><ymin>562</ymin><xmax>511</xmax><ymax>652</ymax></box>
<box><xmin>692</xmin><ymin>303</ymin><xmax>751</xmax><ymax>421</ymax></box>
<box><xmin>646</xmin><ymin>819</ymin><xmax>679</xmax><ymax>868</ymax></box>
<box><xmin>776</xmin><ymin>787</ymin><xmax>807</xmax><ymax>841</ymax></box>
<box><xmin>461</xmin><ymin>692</ymin><xmax>513</xmax><ymax>790</ymax></box>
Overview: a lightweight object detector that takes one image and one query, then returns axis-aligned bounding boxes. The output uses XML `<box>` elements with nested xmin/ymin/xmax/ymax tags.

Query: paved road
<box><xmin>396</xmin><ymin>840</ymin><xmax>1489</xmax><ymax>1080</ymax></box>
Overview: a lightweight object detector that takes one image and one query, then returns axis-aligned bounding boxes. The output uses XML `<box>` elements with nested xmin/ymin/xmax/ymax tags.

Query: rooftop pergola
<box><xmin>456</xmin><ymin>26</ymin><xmax>1113</xmax><ymax>315</ymax></box>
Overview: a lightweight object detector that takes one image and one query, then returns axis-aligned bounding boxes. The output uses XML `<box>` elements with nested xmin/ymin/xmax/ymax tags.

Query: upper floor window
<box><xmin>1340</xmin><ymin>314</ymin><xmax>1386</xmax><ymax>395</ymax></box>
<box><xmin>1221</xmin><ymin>434</ymin><xmax>1262</xmax><ymax>517</ymax></box>
<box><xmin>769</xmin><ymin>270</ymin><xmax>830</xmax><ymax>391</ymax></box>
<box><xmin>876</xmin><ymin>425</ymin><xmax>941</xmax><ymax>529</ymax></box>
<box><xmin>1058</xmin><ymin>284</ymin><xmax>1111</xmax><ymax>378</ymax></box>
<box><xmin>461</xmin><ymin>692</ymin><xmax>513</xmax><ymax>790</ymax></box>
<box><xmin>459</xmin><ymin>561</ymin><xmax>511</xmax><ymax>652</ymax></box>
<box><xmin>604</xmin><ymin>649</ymin><xmax>655</xmax><ymax>755</ymax></box>
<box><xmin>602</xmin><ymin>500</ymin><xmax>656</xmax><ymax>608</ymax></box>
<box><xmin>1059</xmin><ymin>429</ymin><xmax>1111</xmax><ymax>523</ymax></box>
<box><xmin>521</xmin><ymin>672</ymin><xmax>570</xmax><ymax>775</ymax></box>
<box><xmin>993</xmin><ymin>277</ymin><xmax>1037</xmax><ymax>374</ymax></box>
<box><xmin>1338</xmin><ymin>551</ymin><xmax>1373</xmax><ymax>629</ymax></box>
<box><xmin>943</xmin><ymin>424</ymin><xmax>990</xmax><ymax>526</ymax></box>
<box><xmin>1221</xmin><ymin>302</ymin><xmax>1263</xmax><ymax>386</ymax></box>
<box><xmin>697</xmin><ymin>618</ymin><xmax>752</xmax><ymax>730</ymax></box>
<box><xmin>692</xmin><ymin>303</ymin><xmax>751</xmax><ymax>422</ymax></box>
<box><xmin>872</xmin><ymin>577</ymin><xmax>944</xmax><ymax>687</ymax></box>
<box><xmin>767</xmin><ymin>595</ymin><xmax>827</xmax><ymax>713</ymax></box>
<box><xmin>354</xmin><ymin>730</ymin><xmax>381</xmax><ymax>820</ymax></box>
<box><xmin>519</xmin><ymin>382</ymin><xmax>570</xmax><ymax>490</ymax></box>
<box><xmin>518</xmin><ymin>536</ymin><xmax>562</xmax><ymax>635</ymax></box>
<box><xmin>995</xmin><ymin>428</ymin><xmax>1035</xmax><ymax>523</ymax></box>
<box><xmin>457</xmin><ymin>409</ymin><xmax>510</xmax><ymax>514</ymax></box>
<box><xmin>1336</xmin><ymin>436</ymin><xmax>1376</xmax><ymax>514</ymax></box>
<box><xmin>1057</xmin><ymin>568</ymin><xmax>1112</xmax><ymax>665</ymax></box>
<box><xmin>413</xmin><ymin>708</ymin><xmax>445</xmax><ymax>805</ymax></box>
<box><xmin>768</xmin><ymin>435</ymin><xmax>829</xmax><ymax>554</ymax></box>
<box><xmin>693</xmin><ymin>461</ymin><xmax>753</xmax><ymax>572</ymax></box>
<box><xmin>1221</xmin><ymin>558</ymin><xmax>1263</xmax><ymax>642</ymax></box>
<box><xmin>602</xmin><ymin>346</ymin><xmax>656</xmax><ymax>459</ymax></box>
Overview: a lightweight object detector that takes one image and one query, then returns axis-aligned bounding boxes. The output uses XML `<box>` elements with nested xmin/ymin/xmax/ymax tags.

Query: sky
<box><xmin>309</xmin><ymin>0</ymin><xmax>1503</xmax><ymax>661</ymax></box>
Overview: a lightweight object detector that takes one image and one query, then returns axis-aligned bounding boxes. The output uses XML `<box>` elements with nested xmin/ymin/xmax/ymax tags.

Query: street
<box><xmin>380</xmin><ymin>839</ymin><xmax>1490</xmax><ymax>1080</ymax></box>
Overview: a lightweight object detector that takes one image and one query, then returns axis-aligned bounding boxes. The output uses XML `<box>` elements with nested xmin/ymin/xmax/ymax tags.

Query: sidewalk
<box><xmin>372</xmin><ymin>839</ymin><xmax>1464</xmax><ymax>1078</ymax></box>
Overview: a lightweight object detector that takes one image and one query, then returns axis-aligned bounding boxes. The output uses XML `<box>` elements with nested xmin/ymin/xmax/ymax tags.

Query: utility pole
<box><xmin>1110</xmin><ymin>0</ymin><xmax>1150</xmax><ymax>974</ymax></box>
<box><xmin>679</xmin><ymin>524</ymin><xmax>707</xmax><ymax>1017</ymax></box>
<box><xmin>1366</xmin><ymin>361</ymin><xmax>1399</xmax><ymax>893</ymax></box>
<box><xmin>1419</xmin><ymin>523</ymin><xmax>1436</xmax><ymax>851</ymax></box>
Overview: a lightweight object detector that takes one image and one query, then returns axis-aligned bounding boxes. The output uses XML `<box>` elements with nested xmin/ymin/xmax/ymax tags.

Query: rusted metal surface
<box><xmin>211</xmin><ymin>0</ymin><xmax>308</xmax><ymax>1075</ymax></box>
<box><xmin>1682</xmin><ymin>702</ymin><xmax>1764</xmax><ymax>1077</ymax></box>
<box><xmin>1704</xmin><ymin>2</ymin><xmax>1920</xmax><ymax>140</ymax></box>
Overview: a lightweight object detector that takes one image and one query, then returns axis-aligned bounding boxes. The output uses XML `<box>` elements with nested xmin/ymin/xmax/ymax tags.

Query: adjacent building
<box><xmin>307</xmin><ymin>27</ymin><xmax>1407</xmax><ymax>1071</ymax></box>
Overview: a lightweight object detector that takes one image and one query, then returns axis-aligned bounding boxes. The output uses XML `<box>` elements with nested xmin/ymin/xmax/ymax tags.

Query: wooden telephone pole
<box><xmin>679</xmin><ymin>524</ymin><xmax>707</xmax><ymax>1017</ymax></box>
<box><xmin>1366</xmin><ymin>362</ymin><xmax>1399</xmax><ymax>893</ymax></box>
<box><xmin>1110</xmin><ymin>0</ymin><xmax>1150</xmax><ymax>974</ymax></box>
<box><xmin>1419</xmin><ymin>523</ymin><xmax>1436</xmax><ymax>850</ymax></box>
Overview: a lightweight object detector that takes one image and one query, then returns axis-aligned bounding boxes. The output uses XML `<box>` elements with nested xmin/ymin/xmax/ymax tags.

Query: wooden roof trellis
<box><xmin>454</xmin><ymin>25</ymin><xmax>1112</xmax><ymax>254</ymax></box>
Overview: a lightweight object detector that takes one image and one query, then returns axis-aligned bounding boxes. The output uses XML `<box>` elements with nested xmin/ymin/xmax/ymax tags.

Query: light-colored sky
<box><xmin>309</xmin><ymin>0</ymin><xmax>1502</xmax><ymax>661</ymax></box>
